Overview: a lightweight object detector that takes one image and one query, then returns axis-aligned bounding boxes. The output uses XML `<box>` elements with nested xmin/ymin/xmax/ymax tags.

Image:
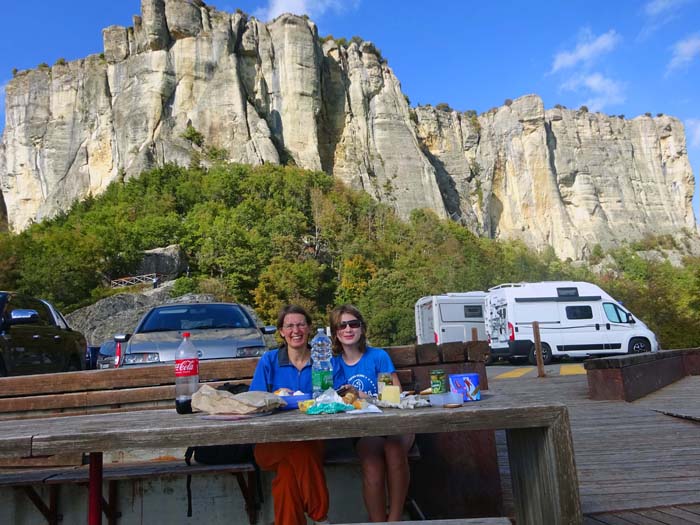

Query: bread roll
<box><xmin>342</xmin><ymin>391</ymin><xmax>358</xmax><ymax>405</ymax></box>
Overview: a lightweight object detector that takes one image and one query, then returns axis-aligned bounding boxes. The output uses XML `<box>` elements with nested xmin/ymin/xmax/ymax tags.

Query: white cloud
<box><xmin>561</xmin><ymin>73</ymin><xmax>626</xmax><ymax>112</ymax></box>
<box><xmin>644</xmin><ymin>0</ymin><xmax>691</xmax><ymax>16</ymax></box>
<box><xmin>686</xmin><ymin>119</ymin><xmax>700</xmax><ymax>149</ymax></box>
<box><xmin>667</xmin><ymin>33</ymin><xmax>700</xmax><ymax>73</ymax></box>
<box><xmin>639</xmin><ymin>0</ymin><xmax>694</xmax><ymax>39</ymax></box>
<box><xmin>551</xmin><ymin>29</ymin><xmax>620</xmax><ymax>73</ymax></box>
<box><xmin>253</xmin><ymin>0</ymin><xmax>359</xmax><ymax>21</ymax></box>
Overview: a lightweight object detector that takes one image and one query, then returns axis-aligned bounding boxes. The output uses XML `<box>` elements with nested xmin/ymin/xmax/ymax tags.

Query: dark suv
<box><xmin>0</xmin><ymin>292</ymin><xmax>87</xmax><ymax>376</ymax></box>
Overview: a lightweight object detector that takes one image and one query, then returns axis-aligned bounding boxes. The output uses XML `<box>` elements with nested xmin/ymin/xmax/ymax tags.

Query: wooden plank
<box><xmin>385</xmin><ymin>345</ymin><xmax>417</xmax><ymax>367</ymax></box>
<box><xmin>584</xmin><ymin>514</ymin><xmax>643</xmax><ymax>525</ymax></box>
<box><xmin>0</xmin><ymin>380</ymin><xmax>252</xmax><ymax>415</ymax></box>
<box><xmin>1</xmin><ymin>402</ymin><xmax>564</xmax><ymax>457</ymax></box>
<box><xmin>44</xmin><ymin>460</ymin><xmax>254</xmax><ymax>484</ymax></box>
<box><xmin>440</xmin><ymin>342</ymin><xmax>466</xmax><ymax>363</ymax></box>
<box><xmin>465</xmin><ymin>341</ymin><xmax>490</xmax><ymax>362</ymax></box>
<box><xmin>638</xmin><ymin>507</ymin><xmax>700</xmax><ymax>524</ymax></box>
<box><xmin>612</xmin><ymin>510</ymin><xmax>679</xmax><ymax>524</ymax></box>
<box><xmin>0</xmin><ymin>358</ymin><xmax>259</xmax><ymax>397</ymax></box>
<box><xmin>415</xmin><ymin>343</ymin><xmax>441</xmax><ymax>365</ymax></box>
<box><xmin>0</xmin><ymin>452</ymin><xmax>83</xmax><ymax>469</ymax></box>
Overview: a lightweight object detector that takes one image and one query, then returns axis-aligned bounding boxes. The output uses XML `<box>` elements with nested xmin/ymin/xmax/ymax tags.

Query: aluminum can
<box><xmin>430</xmin><ymin>369</ymin><xmax>447</xmax><ymax>394</ymax></box>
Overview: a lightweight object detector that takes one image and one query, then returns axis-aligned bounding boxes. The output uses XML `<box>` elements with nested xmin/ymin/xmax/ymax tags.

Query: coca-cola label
<box><xmin>175</xmin><ymin>358</ymin><xmax>199</xmax><ymax>377</ymax></box>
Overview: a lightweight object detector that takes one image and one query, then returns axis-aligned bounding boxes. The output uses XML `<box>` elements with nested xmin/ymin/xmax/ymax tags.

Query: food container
<box><xmin>278</xmin><ymin>394</ymin><xmax>312</xmax><ymax>410</ymax></box>
<box><xmin>449</xmin><ymin>373</ymin><xmax>481</xmax><ymax>402</ymax></box>
<box><xmin>429</xmin><ymin>391</ymin><xmax>463</xmax><ymax>407</ymax></box>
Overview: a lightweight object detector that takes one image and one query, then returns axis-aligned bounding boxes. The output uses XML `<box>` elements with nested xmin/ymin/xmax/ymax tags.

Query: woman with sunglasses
<box><xmin>329</xmin><ymin>304</ymin><xmax>415</xmax><ymax>522</ymax></box>
<box><xmin>250</xmin><ymin>304</ymin><xmax>341</xmax><ymax>525</ymax></box>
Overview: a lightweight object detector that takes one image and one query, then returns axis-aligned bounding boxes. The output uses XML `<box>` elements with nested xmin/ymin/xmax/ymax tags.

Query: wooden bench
<box><xmin>585</xmin><ymin>348</ymin><xmax>700</xmax><ymax>401</ymax></box>
<box><xmin>0</xmin><ymin>358</ymin><xmax>261</xmax><ymax>524</ymax></box>
<box><xmin>1</xmin><ymin>460</ymin><xmax>259</xmax><ymax>525</ymax></box>
<box><xmin>0</xmin><ymin>341</ymin><xmax>493</xmax><ymax>523</ymax></box>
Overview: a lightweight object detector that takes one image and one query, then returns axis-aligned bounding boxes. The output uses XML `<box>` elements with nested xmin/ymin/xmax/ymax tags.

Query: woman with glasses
<box><xmin>250</xmin><ymin>304</ymin><xmax>341</xmax><ymax>525</ymax></box>
<box><xmin>330</xmin><ymin>304</ymin><xmax>415</xmax><ymax>523</ymax></box>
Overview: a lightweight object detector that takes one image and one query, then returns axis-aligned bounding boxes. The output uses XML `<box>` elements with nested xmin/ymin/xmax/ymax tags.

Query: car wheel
<box><xmin>628</xmin><ymin>338</ymin><xmax>651</xmax><ymax>354</ymax></box>
<box><xmin>528</xmin><ymin>343</ymin><xmax>553</xmax><ymax>366</ymax></box>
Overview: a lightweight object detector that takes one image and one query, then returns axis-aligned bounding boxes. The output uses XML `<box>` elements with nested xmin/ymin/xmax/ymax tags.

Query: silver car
<box><xmin>114</xmin><ymin>303</ymin><xmax>275</xmax><ymax>366</ymax></box>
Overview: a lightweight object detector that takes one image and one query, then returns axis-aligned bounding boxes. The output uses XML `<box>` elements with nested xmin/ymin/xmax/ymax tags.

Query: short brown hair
<box><xmin>329</xmin><ymin>304</ymin><xmax>367</xmax><ymax>355</ymax></box>
<box><xmin>276</xmin><ymin>304</ymin><xmax>312</xmax><ymax>330</ymax></box>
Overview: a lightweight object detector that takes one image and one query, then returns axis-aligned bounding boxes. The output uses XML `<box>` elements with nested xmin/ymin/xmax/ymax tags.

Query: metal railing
<box><xmin>110</xmin><ymin>273</ymin><xmax>160</xmax><ymax>288</ymax></box>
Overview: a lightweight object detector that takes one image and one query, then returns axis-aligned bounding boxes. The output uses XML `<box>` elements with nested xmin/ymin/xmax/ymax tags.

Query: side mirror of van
<box><xmin>627</xmin><ymin>313</ymin><xmax>635</xmax><ymax>324</ymax></box>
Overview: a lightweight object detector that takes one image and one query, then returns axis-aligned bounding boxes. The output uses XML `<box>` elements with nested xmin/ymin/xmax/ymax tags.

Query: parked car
<box><xmin>0</xmin><ymin>291</ymin><xmax>87</xmax><ymax>376</ymax></box>
<box><xmin>84</xmin><ymin>340</ymin><xmax>118</xmax><ymax>369</ymax></box>
<box><xmin>114</xmin><ymin>303</ymin><xmax>275</xmax><ymax>367</ymax></box>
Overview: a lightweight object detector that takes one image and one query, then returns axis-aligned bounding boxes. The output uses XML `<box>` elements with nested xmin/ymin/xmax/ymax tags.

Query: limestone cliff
<box><xmin>0</xmin><ymin>0</ymin><xmax>696</xmax><ymax>260</ymax></box>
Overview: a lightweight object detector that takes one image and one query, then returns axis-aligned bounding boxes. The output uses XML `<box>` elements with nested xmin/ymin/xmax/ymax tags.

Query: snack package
<box><xmin>305</xmin><ymin>388</ymin><xmax>355</xmax><ymax>414</ymax></box>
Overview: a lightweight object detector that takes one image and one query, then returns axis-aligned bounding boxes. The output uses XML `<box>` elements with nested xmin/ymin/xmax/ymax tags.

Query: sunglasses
<box><xmin>337</xmin><ymin>320</ymin><xmax>362</xmax><ymax>330</ymax></box>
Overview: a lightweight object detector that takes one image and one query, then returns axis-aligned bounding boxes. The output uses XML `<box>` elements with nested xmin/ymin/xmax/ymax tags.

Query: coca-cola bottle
<box><xmin>175</xmin><ymin>332</ymin><xmax>199</xmax><ymax>414</ymax></box>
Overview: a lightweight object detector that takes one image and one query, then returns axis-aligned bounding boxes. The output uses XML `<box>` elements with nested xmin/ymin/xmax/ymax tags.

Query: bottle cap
<box><xmin>182</xmin><ymin>332</ymin><xmax>191</xmax><ymax>338</ymax></box>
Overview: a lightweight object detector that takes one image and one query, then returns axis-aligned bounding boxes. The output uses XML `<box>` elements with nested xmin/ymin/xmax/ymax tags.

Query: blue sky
<box><xmin>2</xmin><ymin>0</ymin><xmax>699</xmax><ymax>215</ymax></box>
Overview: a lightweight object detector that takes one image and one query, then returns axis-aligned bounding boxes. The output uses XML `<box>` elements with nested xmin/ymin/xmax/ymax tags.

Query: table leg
<box><xmin>88</xmin><ymin>452</ymin><xmax>103</xmax><ymax>525</ymax></box>
<box><xmin>505</xmin><ymin>412</ymin><xmax>582</xmax><ymax>525</ymax></box>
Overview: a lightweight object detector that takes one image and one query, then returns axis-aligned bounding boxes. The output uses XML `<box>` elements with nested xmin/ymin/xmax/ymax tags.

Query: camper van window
<box><xmin>557</xmin><ymin>287</ymin><xmax>579</xmax><ymax>297</ymax></box>
<box><xmin>463</xmin><ymin>305</ymin><xmax>483</xmax><ymax>319</ymax></box>
<box><xmin>603</xmin><ymin>303</ymin><xmax>627</xmax><ymax>323</ymax></box>
<box><xmin>565</xmin><ymin>305</ymin><xmax>593</xmax><ymax>320</ymax></box>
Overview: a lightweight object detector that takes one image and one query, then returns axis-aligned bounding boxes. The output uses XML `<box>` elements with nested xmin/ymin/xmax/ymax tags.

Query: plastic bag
<box><xmin>305</xmin><ymin>387</ymin><xmax>355</xmax><ymax>414</ymax></box>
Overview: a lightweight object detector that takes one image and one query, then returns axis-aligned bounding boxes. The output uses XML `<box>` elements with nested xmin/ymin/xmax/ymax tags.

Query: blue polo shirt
<box><xmin>249</xmin><ymin>346</ymin><xmax>345</xmax><ymax>393</ymax></box>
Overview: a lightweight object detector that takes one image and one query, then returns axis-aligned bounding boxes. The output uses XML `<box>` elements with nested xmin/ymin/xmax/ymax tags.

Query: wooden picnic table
<box><xmin>0</xmin><ymin>397</ymin><xmax>582</xmax><ymax>525</ymax></box>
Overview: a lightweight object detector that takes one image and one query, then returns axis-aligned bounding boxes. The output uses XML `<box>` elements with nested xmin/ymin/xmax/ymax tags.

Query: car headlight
<box><xmin>123</xmin><ymin>353</ymin><xmax>161</xmax><ymax>365</ymax></box>
<box><xmin>237</xmin><ymin>347</ymin><xmax>266</xmax><ymax>357</ymax></box>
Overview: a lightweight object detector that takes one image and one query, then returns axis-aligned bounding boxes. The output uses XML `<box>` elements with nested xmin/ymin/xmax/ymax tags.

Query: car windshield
<box><xmin>138</xmin><ymin>304</ymin><xmax>254</xmax><ymax>333</ymax></box>
<box><xmin>99</xmin><ymin>341</ymin><xmax>117</xmax><ymax>356</ymax></box>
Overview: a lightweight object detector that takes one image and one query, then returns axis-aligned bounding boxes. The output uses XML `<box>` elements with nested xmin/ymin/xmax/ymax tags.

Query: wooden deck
<box><xmin>489</xmin><ymin>372</ymin><xmax>700</xmax><ymax>524</ymax></box>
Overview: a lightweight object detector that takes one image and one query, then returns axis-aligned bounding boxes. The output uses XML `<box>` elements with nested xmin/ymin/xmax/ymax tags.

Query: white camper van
<box><xmin>484</xmin><ymin>281</ymin><xmax>659</xmax><ymax>364</ymax></box>
<box><xmin>415</xmin><ymin>292</ymin><xmax>487</xmax><ymax>345</ymax></box>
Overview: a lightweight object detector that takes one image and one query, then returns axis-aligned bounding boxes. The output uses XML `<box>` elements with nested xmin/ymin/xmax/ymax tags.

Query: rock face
<box><xmin>0</xmin><ymin>0</ymin><xmax>696</xmax><ymax>259</ymax></box>
<box><xmin>136</xmin><ymin>244</ymin><xmax>189</xmax><ymax>277</ymax></box>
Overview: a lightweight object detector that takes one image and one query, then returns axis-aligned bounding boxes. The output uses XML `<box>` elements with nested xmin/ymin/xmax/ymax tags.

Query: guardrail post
<box><xmin>533</xmin><ymin>321</ymin><xmax>546</xmax><ymax>377</ymax></box>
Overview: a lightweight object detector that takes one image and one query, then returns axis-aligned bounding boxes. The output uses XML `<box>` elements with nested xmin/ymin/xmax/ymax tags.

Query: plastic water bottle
<box><xmin>175</xmin><ymin>332</ymin><xmax>199</xmax><ymax>414</ymax></box>
<box><xmin>310</xmin><ymin>328</ymin><xmax>333</xmax><ymax>398</ymax></box>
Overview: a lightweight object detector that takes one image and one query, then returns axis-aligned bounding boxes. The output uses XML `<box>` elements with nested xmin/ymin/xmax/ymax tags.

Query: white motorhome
<box><xmin>484</xmin><ymin>281</ymin><xmax>659</xmax><ymax>364</ymax></box>
<box><xmin>415</xmin><ymin>292</ymin><xmax>487</xmax><ymax>345</ymax></box>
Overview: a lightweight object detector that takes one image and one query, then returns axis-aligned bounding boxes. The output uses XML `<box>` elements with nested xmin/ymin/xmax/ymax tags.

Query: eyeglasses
<box><xmin>282</xmin><ymin>322</ymin><xmax>308</xmax><ymax>330</ymax></box>
<box><xmin>338</xmin><ymin>320</ymin><xmax>362</xmax><ymax>330</ymax></box>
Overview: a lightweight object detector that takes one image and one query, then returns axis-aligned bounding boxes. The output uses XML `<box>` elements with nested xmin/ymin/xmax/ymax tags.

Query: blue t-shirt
<box><xmin>332</xmin><ymin>346</ymin><xmax>395</xmax><ymax>396</ymax></box>
<box><xmin>250</xmin><ymin>346</ymin><xmax>345</xmax><ymax>393</ymax></box>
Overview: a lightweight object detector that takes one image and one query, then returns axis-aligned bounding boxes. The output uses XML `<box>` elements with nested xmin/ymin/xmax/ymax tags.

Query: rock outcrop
<box><xmin>0</xmin><ymin>0</ymin><xmax>696</xmax><ymax>260</ymax></box>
